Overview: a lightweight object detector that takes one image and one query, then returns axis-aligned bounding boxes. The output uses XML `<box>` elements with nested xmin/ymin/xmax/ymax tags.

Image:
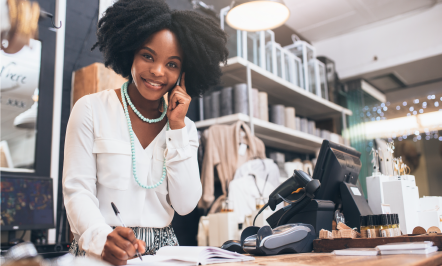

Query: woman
<box><xmin>62</xmin><ymin>0</ymin><xmax>228</xmax><ymax>264</ymax></box>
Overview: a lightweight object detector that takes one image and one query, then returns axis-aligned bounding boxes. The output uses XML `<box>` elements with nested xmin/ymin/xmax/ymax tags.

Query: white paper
<box><xmin>376</xmin><ymin>241</ymin><xmax>434</xmax><ymax>251</ymax></box>
<box><xmin>127</xmin><ymin>256</ymin><xmax>195</xmax><ymax>266</ymax></box>
<box><xmin>333</xmin><ymin>248</ymin><xmax>379</xmax><ymax>256</ymax></box>
<box><xmin>381</xmin><ymin>204</ymin><xmax>391</xmax><ymax>214</ymax></box>
<box><xmin>127</xmin><ymin>246</ymin><xmax>254</xmax><ymax>266</ymax></box>
<box><xmin>380</xmin><ymin>246</ymin><xmax>438</xmax><ymax>255</ymax></box>
<box><xmin>350</xmin><ymin>187</ymin><xmax>361</xmax><ymax>196</ymax></box>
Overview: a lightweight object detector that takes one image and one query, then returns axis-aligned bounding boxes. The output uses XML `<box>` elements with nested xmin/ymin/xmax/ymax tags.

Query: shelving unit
<box><xmin>220</xmin><ymin>56</ymin><xmax>352</xmax><ymax>120</ymax></box>
<box><xmin>195</xmin><ymin>55</ymin><xmax>353</xmax><ymax>154</ymax></box>
<box><xmin>195</xmin><ymin>113</ymin><xmax>323</xmax><ymax>153</ymax></box>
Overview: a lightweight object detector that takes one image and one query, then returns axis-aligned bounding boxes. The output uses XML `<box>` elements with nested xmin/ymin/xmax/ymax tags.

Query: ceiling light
<box><xmin>226</xmin><ymin>0</ymin><xmax>290</xmax><ymax>32</ymax></box>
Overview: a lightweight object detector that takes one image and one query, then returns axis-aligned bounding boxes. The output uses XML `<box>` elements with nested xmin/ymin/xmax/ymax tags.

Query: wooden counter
<box><xmin>216</xmin><ymin>251</ymin><xmax>442</xmax><ymax>266</ymax></box>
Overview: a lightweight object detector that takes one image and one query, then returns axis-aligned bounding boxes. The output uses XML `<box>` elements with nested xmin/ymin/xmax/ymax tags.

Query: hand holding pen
<box><xmin>101</xmin><ymin>202</ymin><xmax>145</xmax><ymax>265</ymax></box>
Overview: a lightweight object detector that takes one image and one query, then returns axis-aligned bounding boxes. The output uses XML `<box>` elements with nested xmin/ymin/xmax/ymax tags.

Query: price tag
<box><xmin>238</xmin><ymin>143</ymin><xmax>247</xmax><ymax>156</ymax></box>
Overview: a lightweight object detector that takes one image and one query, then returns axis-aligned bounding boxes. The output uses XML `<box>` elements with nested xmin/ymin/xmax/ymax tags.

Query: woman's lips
<box><xmin>141</xmin><ymin>77</ymin><xmax>164</xmax><ymax>91</ymax></box>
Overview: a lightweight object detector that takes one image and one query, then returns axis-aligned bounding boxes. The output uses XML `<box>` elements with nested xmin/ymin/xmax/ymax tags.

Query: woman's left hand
<box><xmin>167</xmin><ymin>72</ymin><xmax>191</xmax><ymax>130</ymax></box>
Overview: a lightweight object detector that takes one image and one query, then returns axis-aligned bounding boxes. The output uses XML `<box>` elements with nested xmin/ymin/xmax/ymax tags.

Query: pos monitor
<box><xmin>312</xmin><ymin>140</ymin><xmax>372</xmax><ymax>229</ymax></box>
<box><xmin>1</xmin><ymin>176</ymin><xmax>55</xmax><ymax>231</ymax></box>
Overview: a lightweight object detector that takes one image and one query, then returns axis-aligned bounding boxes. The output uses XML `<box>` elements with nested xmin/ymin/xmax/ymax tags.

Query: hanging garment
<box><xmin>199</xmin><ymin>121</ymin><xmax>266</xmax><ymax>213</ymax></box>
<box><xmin>229</xmin><ymin>159</ymin><xmax>280</xmax><ymax>223</ymax></box>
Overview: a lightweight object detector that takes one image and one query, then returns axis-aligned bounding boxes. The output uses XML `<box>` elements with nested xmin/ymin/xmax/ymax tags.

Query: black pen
<box><xmin>111</xmin><ymin>202</ymin><xmax>143</xmax><ymax>261</ymax></box>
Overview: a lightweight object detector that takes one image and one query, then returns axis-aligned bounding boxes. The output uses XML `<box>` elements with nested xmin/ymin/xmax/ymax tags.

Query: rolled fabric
<box><xmin>252</xmin><ymin>88</ymin><xmax>259</xmax><ymax>118</ymax></box>
<box><xmin>315</xmin><ymin>128</ymin><xmax>321</xmax><ymax>137</ymax></box>
<box><xmin>330</xmin><ymin>133</ymin><xmax>340</xmax><ymax>143</ymax></box>
<box><xmin>295</xmin><ymin>117</ymin><xmax>301</xmax><ymax>131</ymax></box>
<box><xmin>203</xmin><ymin>94</ymin><xmax>212</xmax><ymax>120</ymax></box>
<box><xmin>300</xmin><ymin>118</ymin><xmax>308</xmax><ymax>133</ymax></box>
<box><xmin>284</xmin><ymin>107</ymin><xmax>296</xmax><ymax>129</ymax></box>
<box><xmin>270</xmin><ymin>105</ymin><xmax>285</xmax><ymax>126</ymax></box>
<box><xmin>220</xmin><ymin>86</ymin><xmax>233</xmax><ymax>116</ymax></box>
<box><xmin>321</xmin><ymin>129</ymin><xmax>331</xmax><ymax>140</ymax></box>
<box><xmin>308</xmin><ymin>120</ymin><xmax>316</xmax><ymax>135</ymax></box>
<box><xmin>258</xmin><ymin>92</ymin><xmax>269</xmax><ymax>121</ymax></box>
<box><xmin>270</xmin><ymin>152</ymin><xmax>286</xmax><ymax>177</ymax></box>
<box><xmin>211</xmin><ymin>91</ymin><xmax>221</xmax><ymax>118</ymax></box>
<box><xmin>233</xmin><ymin>83</ymin><xmax>248</xmax><ymax>115</ymax></box>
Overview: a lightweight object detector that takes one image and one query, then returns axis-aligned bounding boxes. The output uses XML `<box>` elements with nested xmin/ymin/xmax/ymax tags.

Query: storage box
<box><xmin>419</xmin><ymin>196</ymin><xmax>442</xmax><ymax>230</ymax></box>
<box><xmin>208</xmin><ymin>212</ymin><xmax>238</xmax><ymax>247</ymax></box>
<box><xmin>382</xmin><ymin>179</ymin><xmax>419</xmax><ymax>234</ymax></box>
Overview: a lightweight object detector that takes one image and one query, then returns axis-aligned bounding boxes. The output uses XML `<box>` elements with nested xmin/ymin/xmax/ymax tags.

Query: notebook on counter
<box><xmin>376</xmin><ymin>241</ymin><xmax>438</xmax><ymax>255</ymax></box>
<box><xmin>333</xmin><ymin>248</ymin><xmax>379</xmax><ymax>256</ymax></box>
<box><xmin>127</xmin><ymin>246</ymin><xmax>254</xmax><ymax>265</ymax></box>
<box><xmin>376</xmin><ymin>241</ymin><xmax>434</xmax><ymax>251</ymax></box>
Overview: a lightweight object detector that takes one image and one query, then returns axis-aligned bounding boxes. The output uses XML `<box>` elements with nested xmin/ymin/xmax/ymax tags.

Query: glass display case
<box><xmin>1</xmin><ymin>39</ymin><xmax>42</xmax><ymax>172</ymax></box>
<box><xmin>316</xmin><ymin>59</ymin><xmax>328</xmax><ymax>100</ymax></box>
<box><xmin>220</xmin><ymin>6</ymin><xmax>328</xmax><ymax>100</ymax></box>
<box><xmin>284</xmin><ymin>41</ymin><xmax>319</xmax><ymax>95</ymax></box>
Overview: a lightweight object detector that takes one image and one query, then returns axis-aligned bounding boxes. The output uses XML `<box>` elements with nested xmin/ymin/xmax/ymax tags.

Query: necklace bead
<box><xmin>123</xmin><ymin>85</ymin><xmax>167</xmax><ymax>123</ymax></box>
<box><xmin>121</xmin><ymin>81</ymin><xmax>169</xmax><ymax>189</ymax></box>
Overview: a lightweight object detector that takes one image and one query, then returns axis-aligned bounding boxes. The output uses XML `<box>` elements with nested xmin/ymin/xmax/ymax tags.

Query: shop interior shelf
<box><xmin>195</xmin><ymin>113</ymin><xmax>323</xmax><ymax>154</ymax></box>
<box><xmin>220</xmin><ymin>56</ymin><xmax>352</xmax><ymax>120</ymax></box>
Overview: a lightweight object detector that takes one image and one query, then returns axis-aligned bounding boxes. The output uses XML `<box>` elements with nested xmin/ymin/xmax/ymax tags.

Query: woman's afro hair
<box><xmin>92</xmin><ymin>0</ymin><xmax>229</xmax><ymax>97</ymax></box>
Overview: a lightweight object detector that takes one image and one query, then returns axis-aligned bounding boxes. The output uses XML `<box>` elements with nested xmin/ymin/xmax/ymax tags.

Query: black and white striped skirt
<box><xmin>69</xmin><ymin>225</ymin><xmax>178</xmax><ymax>256</ymax></box>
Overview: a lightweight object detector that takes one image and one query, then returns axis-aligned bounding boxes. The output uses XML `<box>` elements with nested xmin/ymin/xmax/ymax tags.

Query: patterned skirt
<box><xmin>69</xmin><ymin>224</ymin><xmax>178</xmax><ymax>256</ymax></box>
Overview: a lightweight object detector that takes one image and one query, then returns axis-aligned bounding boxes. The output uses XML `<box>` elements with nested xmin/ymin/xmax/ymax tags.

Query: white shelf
<box><xmin>220</xmin><ymin>57</ymin><xmax>352</xmax><ymax>120</ymax></box>
<box><xmin>195</xmin><ymin>113</ymin><xmax>324</xmax><ymax>153</ymax></box>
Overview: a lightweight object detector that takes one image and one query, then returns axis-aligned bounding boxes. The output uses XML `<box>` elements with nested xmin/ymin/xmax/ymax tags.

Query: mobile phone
<box><xmin>176</xmin><ymin>71</ymin><xmax>183</xmax><ymax>86</ymax></box>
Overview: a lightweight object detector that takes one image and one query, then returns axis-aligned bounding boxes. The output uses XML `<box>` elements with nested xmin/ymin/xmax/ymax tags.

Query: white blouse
<box><xmin>62</xmin><ymin>90</ymin><xmax>201</xmax><ymax>258</ymax></box>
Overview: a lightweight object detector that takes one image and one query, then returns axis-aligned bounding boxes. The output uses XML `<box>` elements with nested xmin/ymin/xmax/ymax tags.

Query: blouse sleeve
<box><xmin>164</xmin><ymin>118</ymin><xmax>202</xmax><ymax>215</ymax></box>
<box><xmin>62</xmin><ymin>95</ymin><xmax>113</xmax><ymax>258</ymax></box>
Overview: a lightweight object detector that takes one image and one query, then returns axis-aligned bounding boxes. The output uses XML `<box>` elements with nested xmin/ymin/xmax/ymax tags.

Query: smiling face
<box><xmin>131</xmin><ymin>29</ymin><xmax>183</xmax><ymax>101</ymax></box>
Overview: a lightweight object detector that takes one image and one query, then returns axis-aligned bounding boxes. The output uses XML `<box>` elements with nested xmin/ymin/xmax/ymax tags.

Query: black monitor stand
<box><xmin>340</xmin><ymin>182</ymin><xmax>373</xmax><ymax>230</ymax></box>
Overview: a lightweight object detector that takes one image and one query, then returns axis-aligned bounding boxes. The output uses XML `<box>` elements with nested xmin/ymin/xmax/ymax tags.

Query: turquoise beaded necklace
<box><xmin>121</xmin><ymin>81</ymin><xmax>168</xmax><ymax>189</ymax></box>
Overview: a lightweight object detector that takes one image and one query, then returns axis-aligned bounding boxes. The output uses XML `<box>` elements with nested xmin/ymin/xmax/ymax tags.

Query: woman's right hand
<box><xmin>101</xmin><ymin>227</ymin><xmax>146</xmax><ymax>265</ymax></box>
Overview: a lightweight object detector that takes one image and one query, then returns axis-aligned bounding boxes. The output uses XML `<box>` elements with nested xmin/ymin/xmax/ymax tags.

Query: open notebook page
<box><xmin>127</xmin><ymin>246</ymin><xmax>254</xmax><ymax>265</ymax></box>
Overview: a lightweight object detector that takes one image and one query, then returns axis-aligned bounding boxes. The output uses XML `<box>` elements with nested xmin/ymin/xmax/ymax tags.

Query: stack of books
<box><xmin>333</xmin><ymin>241</ymin><xmax>438</xmax><ymax>256</ymax></box>
<box><xmin>376</xmin><ymin>241</ymin><xmax>438</xmax><ymax>255</ymax></box>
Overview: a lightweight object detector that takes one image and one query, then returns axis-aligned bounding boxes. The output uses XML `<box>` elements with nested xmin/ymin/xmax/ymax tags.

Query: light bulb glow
<box><xmin>226</xmin><ymin>1</ymin><xmax>290</xmax><ymax>32</ymax></box>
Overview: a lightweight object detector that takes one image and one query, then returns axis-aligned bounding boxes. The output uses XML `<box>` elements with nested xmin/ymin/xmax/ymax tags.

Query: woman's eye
<box><xmin>143</xmin><ymin>54</ymin><xmax>153</xmax><ymax>60</ymax></box>
<box><xmin>167</xmin><ymin>62</ymin><xmax>177</xmax><ymax>68</ymax></box>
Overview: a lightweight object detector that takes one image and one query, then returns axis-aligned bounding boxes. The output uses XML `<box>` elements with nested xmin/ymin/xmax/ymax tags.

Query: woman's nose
<box><xmin>150</xmin><ymin>63</ymin><xmax>165</xmax><ymax>77</ymax></box>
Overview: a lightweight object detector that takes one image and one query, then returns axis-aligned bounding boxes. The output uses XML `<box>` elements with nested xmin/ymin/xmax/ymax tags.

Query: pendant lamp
<box><xmin>226</xmin><ymin>0</ymin><xmax>290</xmax><ymax>32</ymax></box>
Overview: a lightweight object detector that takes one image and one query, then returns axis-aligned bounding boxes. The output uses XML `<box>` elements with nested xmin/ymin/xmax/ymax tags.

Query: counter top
<box><xmin>216</xmin><ymin>251</ymin><xmax>442</xmax><ymax>266</ymax></box>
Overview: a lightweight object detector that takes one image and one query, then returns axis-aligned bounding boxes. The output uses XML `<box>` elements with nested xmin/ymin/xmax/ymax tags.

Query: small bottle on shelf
<box><xmin>380</xmin><ymin>214</ymin><xmax>390</xmax><ymax>237</ymax></box>
<box><xmin>374</xmin><ymin>215</ymin><xmax>382</xmax><ymax>237</ymax></box>
<box><xmin>366</xmin><ymin>215</ymin><xmax>375</xmax><ymax>238</ymax></box>
<box><xmin>360</xmin><ymin>216</ymin><xmax>369</xmax><ymax>238</ymax></box>
<box><xmin>377</xmin><ymin>214</ymin><xmax>386</xmax><ymax>237</ymax></box>
<box><xmin>387</xmin><ymin>214</ymin><xmax>395</xmax><ymax>236</ymax></box>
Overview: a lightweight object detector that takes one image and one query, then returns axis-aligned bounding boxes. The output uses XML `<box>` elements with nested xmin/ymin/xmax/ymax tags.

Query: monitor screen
<box><xmin>1</xmin><ymin>177</ymin><xmax>54</xmax><ymax>230</ymax></box>
<box><xmin>312</xmin><ymin>140</ymin><xmax>362</xmax><ymax>208</ymax></box>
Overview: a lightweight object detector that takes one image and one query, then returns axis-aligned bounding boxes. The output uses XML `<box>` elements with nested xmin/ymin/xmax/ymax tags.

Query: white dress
<box><xmin>62</xmin><ymin>90</ymin><xmax>202</xmax><ymax>258</ymax></box>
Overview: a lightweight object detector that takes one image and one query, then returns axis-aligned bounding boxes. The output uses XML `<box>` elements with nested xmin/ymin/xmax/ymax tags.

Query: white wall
<box><xmin>313</xmin><ymin>3</ymin><xmax>442</xmax><ymax>79</ymax></box>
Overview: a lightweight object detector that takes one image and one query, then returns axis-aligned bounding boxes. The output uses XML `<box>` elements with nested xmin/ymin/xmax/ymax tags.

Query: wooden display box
<box><xmin>72</xmin><ymin>63</ymin><xmax>127</xmax><ymax>106</ymax></box>
<box><xmin>313</xmin><ymin>234</ymin><xmax>442</xmax><ymax>252</ymax></box>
